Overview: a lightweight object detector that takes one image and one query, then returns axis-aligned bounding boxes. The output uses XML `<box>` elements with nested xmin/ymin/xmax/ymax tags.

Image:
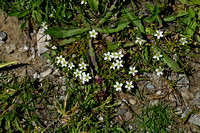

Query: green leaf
<box><xmin>45</xmin><ymin>26</ymin><xmax>90</xmax><ymax>38</ymax></box>
<box><xmin>122</xmin><ymin>9</ymin><xmax>144</xmax><ymax>33</ymax></box>
<box><xmin>188</xmin><ymin>8</ymin><xmax>196</xmax><ymax>18</ymax></box>
<box><xmin>88</xmin><ymin>39</ymin><xmax>99</xmax><ymax>72</ymax></box>
<box><xmin>189</xmin><ymin>0</ymin><xmax>200</xmax><ymax>5</ymax></box>
<box><xmin>7</xmin><ymin>10</ymin><xmax>21</xmax><ymax>16</ymax></box>
<box><xmin>157</xmin><ymin>15</ymin><xmax>162</xmax><ymax>24</ymax></box>
<box><xmin>163</xmin><ymin>53</ymin><xmax>181</xmax><ymax>72</ymax></box>
<box><xmin>95</xmin><ymin>21</ymin><xmax>130</xmax><ymax>34</ymax></box>
<box><xmin>17</xmin><ymin>10</ymin><xmax>29</xmax><ymax>18</ymax></box>
<box><xmin>164</xmin><ymin>14</ymin><xmax>176</xmax><ymax>22</ymax></box>
<box><xmin>146</xmin><ymin>13</ymin><xmax>157</xmax><ymax>23</ymax></box>
<box><xmin>179</xmin><ymin>0</ymin><xmax>187</xmax><ymax>4</ymax></box>
<box><xmin>0</xmin><ymin>61</ymin><xmax>19</xmax><ymax>69</ymax></box>
<box><xmin>176</xmin><ymin>11</ymin><xmax>188</xmax><ymax>17</ymax></box>
<box><xmin>107</xmin><ymin>41</ymin><xmax>118</xmax><ymax>51</ymax></box>
<box><xmin>20</xmin><ymin>18</ymin><xmax>26</xmax><ymax>30</ymax></box>
<box><xmin>59</xmin><ymin>37</ymin><xmax>78</xmax><ymax>46</ymax></box>
<box><xmin>123</xmin><ymin>42</ymin><xmax>135</xmax><ymax>48</ymax></box>
<box><xmin>145</xmin><ymin>3</ymin><xmax>154</xmax><ymax>13</ymax></box>
<box><xmin>185</xmin><ymin>27</ymin><xmax>194</xmax><ymax>36</ymax></box>
<box><xmin>88</xmin><ymin>0</ymin><xmax>99</xmax><ymax>12</ymax></box>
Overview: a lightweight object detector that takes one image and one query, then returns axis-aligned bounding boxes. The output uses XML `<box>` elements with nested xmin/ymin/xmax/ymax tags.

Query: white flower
<box><xmin>135</xmin><ymin>37</ymin><xmax>145</xmax><ymax>45</ymax></box>
<box><xmin>114</xmin><ymin>82</ymin><xmax>123</xmax><ymax>91</ymax></box>
<box><xmin>49</xmin><ymin>13</ymin><xmax>53</xmax><ymax>18</ymax></box>
<box><xmin>82</xmin><ymin>73</ymin><xmax>92</xmax><ymax>82</ymax></box>
<box><xmin>154</xmin><ymin>30</ymin><xmax>163</xmax><ymax>39</ymax></box>
<box><xmin>110</xmin><ymin>62</ymin><xmax>116</xmax><ymax>70</ymax></box>
<box><xmin>68</xmin><ymin>62</ymin><xmax>75</xmax><ymax>69</ymax></box>
<box><xmin>81</xmin><ymin>0</ymin><xmax>87</xmax><ymax>5</ymax></box>
<box><xmin>155</xmin><ymin>67</ymin><xmax>164</xmax><ymax>76</ymax></box>
<box><xmin>61</xmin><ymin>59</ymin><xmax>68</xmax><ymax>67</ymax></box>
<box><xmin>74</xmin><ymin>69</ymin><xmax>82</xmax><ymax>78</ymax></box>
<box><xmin>129</xmin><ymin>66</ymin><xmax>138</xmax><ymax>76</ymax></box>
<box><xmin>153</xmin><ymin>52</ymin><xmax>162</xmax><ymax>61</ymax></box>
<box><xmin>104</xmin><ymin>52</ymin><xmax>113</xmax><ymax>61</ymax></box>
<box><xmin>79</xmin><ymin>62</ymin><xmax>87</xmax><ymax>69</ymax></box>
<box><xmin>180</xmin><ymin>37</ymin><xmax>188</xmax><ymax>45</ymax></box>
<box><xmin>56</xmin><ymin>55</ymin><xmax>64</xmax><ymax>64</ymax></box>
<box><xmin>41</xmin><ymin>22</ymin><xmax>48</xmax><ymax>30</ymax></box>
<box><xmin>52</xmin><ymin>46</ymin><xmax>57</xmax><ymax>49</ymax></box>
<box><xmin>112</xmin><ymin>52</ymin><xmax>118</xmax><ymax>59</ymax></box>
<box><xmin>89</xmin><ymin>30</ymin><xmax>98</xmax><ymax>38</ymax></box>
<box><xmin>125</xmin><ymin>81</ymin><xmax>134</xmax><ymax>90</ymax></box>
<box><xmin>115</xmin><ymin>60</ymin><xmax>123</xmax><ymax>69</ymax></box>
<box><xmin>116</xmin><ymin>51</ymin><xmax>124</xmax><ymax>60</ymax></box>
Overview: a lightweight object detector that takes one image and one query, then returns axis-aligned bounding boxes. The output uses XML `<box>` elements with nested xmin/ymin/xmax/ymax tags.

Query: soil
<box><xmin>0</xmin><ymin>7</ymin><xmax>200</xmax><ymax>132</ymax></box>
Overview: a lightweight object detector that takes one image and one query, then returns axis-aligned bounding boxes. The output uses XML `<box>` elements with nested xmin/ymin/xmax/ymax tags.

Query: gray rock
<box><xmin>146</xmin><ymin>83</ymin><xmax>155</xmax><ymax>90</ymax></box>
<box><xmin>125</xmin><ymin>111</ymin><xmax>132</xmax><ymax>120</ymax></box>
<box><xmin>0</xmin><ymin>31</ymin><xmax>7</xmax><ymax>42</ymax></box>
<box><xmin>176</xmin><ymin>74</ymin><xmax>189</xmax><ymax>90</ymax></box>
<box><xmin>181</xmin><ymin>108</ymin><xmax>192</xmax><ymax>119</ymax></box>
<box><xmin>192</xmin><ymin>92</ymin><xmax>200</xmax><ymax>108</ymax></box>
<box><xmin>40</xmin><ymin>68</ymin><xmax>52</xmax><ymax>77</ymax></box>
<box><xmin>118</xmin><ymin>108</ymin><xmax>128</xmax><ymax>116</ymax></box>
<box><xmin>129</xmin><ymin>99</ymin><xmax>137</xmax><ymax>105</ymax></box>
<box><xmin>189</xmin><ymin>114</ymin><xmax>200</xmax><ymax>126</ymax></box>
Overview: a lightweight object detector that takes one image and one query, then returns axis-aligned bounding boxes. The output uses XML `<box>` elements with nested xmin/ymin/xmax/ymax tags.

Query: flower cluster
<box><xmin>56</xmin><ymin>55</ymin><xmax>91</xmax><ymax>84</ymax></box>
<box><xmin>104</xmin><ymin>51</ymin><xmax>124</xmax><ymax>70</ymax></box>
<box><xmin>114</xmin><ymin>81</ymin><xmax>134</xmax><ymax>91</ymax></box>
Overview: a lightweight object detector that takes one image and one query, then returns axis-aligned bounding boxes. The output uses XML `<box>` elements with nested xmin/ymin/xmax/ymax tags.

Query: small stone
<box><xmin>40</xmin><ymin>68</ymin><xmax>52</xmax><ymax>77</ymax></box>
<box><xmin>129</xmin><ymin>99</ymin><xmax>137</xmax><ymax>105</ymax></box>
<box><xmin>24</xmin><ymin>45</ymin><xmax>29</xmax><ymax>51</ymax></box>
<box><xmin>175</xmin><ymin>107</ymin><xmax>182</xmax><ymax>115</ymax></box>
<box><xmin>0</xmin><ymin>31</ymin><xmax>7</xmax><ymax>41</ymax></box>
<box><xmin>61</xmin><ymin>86</ymin><xmax>66</xmax><ymax>92</ymax></box>
<box><xmin>176</xmin><ymin>74</ymin><xmax>189</xmax><ymax>90</ymax></box>
<box><xmin>181</xmin><ymin>108</ymin><xmax>192</xmax><ymax>119</ymax></box>
<box><xmin>122</xmin><ymin>98</ymin><xmax>128</xmax><ymax>104</ymax></box>
<box><xmin>180</xmin><ymin>90</ymin><xmax>194</xmax><ymax>100</ymax></box>
<box><xmin>192</xmin><ymin>92</ymin><xmax>200</xmax><ymax>108</ymax></box>
<box><xmin>118</xmin><ymin>108</ymin><xmax>128</xmax><ymax>116</ymax></box>
<box><xmin>150</xmin><ymin>100</ymin><xmax>159</xmax><ymax>106</ymax></box>
<box><xmin>156</xmin><ymin>90</ymin><xmax>162</xmax><ymax>95</ymax></box>
<box><xmin>128</xmin><ymin>125</ymin><xmax>133</xmax><ymax>130</ymax></box>
<box><xmin>188</xmin><ymin>114</ymin><xmax>200</xmax><ymax>126</ymax></box>
<box><xmin>125</xmin><ymin>111</ymin><xmax>132</xmax><ymax>120</ymax></box>
<box><xmin>146</xmin><ymin>83</ymin><xmax>155</xmax><ymax>90</ymax></box>
<box><xmin>53</xmin><ymin>69</ymin><xmax>60</xmax><ymax>75</ymax></box>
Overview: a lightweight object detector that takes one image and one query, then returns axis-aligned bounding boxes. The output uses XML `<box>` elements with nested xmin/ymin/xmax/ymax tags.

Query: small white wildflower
<box><xmin>153</xmin><ymin>52</ymin><xmax>162</xmax><ymax>61</ymax></box>
<box><xmin>154</xmin><ymin>30</ymin><xmax>163</xmax><ymax>39</ymax></box>
<box><xmin>68</xmin><ymin>62</ymin><xmax>75</xmax><ymax>69</ymax></box>
<box><xmin>41</xmin><ymin>22</ymin><xmax>48</xmax><ymax>30</ymax></box>
<box><xmin>112</xmin><ymin>52</ymin><xmax>118</xmax><ymax>59</ymax></box>
<box><xmin>89</xmin><ymin>29</ymin><xmax>98</xmax><ymax>38</ymax></box>
<box><xmin>155</xmin><ymin>67</ymin><xmax>164</xmax><ymax>76</ymax></box>
<box><xmin>52</xmin><ymin>46</ymin><xmax>57</xmax><ymax>50</ymax></box>
<box><xmin>61</xmin><ymin>59</ymin><xmax>68</xmax><ymax>67</ymax></box>
<box><xmin>104</xmin><ymin>51</ymin><xmax>113</xmax><ymax>61</ymax></box>
<box><xmin>129</xmin><ymin>66</ymin><xmax>138</xmax><ymax>76</ymax></box>
<box><xmin>81</xmin><ymin>0</ymin><xmax>87</xmax><ymax>5</ymax></box>
<box><xmin>56</xmin><ymin>55</ymin><xmax>64</xmax><ymax>64</ymax></box>
<box><xmin>115</xmin><ymin>60</ymin><xmax>123</xmax><ymax>69</ymax></box>
<box><xmin>135</xmin><ymin>37</ymin><xmax>145</xmax><ymax>45</ymax></box>
<box><xmin>74</xmin><ymin>69</ymin><xmax>82</xmax><ymax>78</ymax></box>
<box><xmin>49</xmin><ymin>13</ymin><xmax>53</xmax><ymax>18</ymax></box>
<box><xmin>110</xmin><ymin>62</ymin><xmax>116</xmax><ymax>70</ymax></box>
<box><xmin>180</xmin><ymin>37</ymin><xmax>188</xmax><ymax>45</ymax></box>
<box><xmin>125</xmin><ymin>81</ymin><xmax>134</xmax><ymax>90</ymax></box>
<box><xmin>116</xmin><ymin>51</ymin><xmax>124</xmax><ymax>60</ymax></box>
<box><xmin>79</xmin><ymin>62</ymin><xmax>87</xmax><ymax>69</ymax></box>
<box><xmin>114</xmin><ymin>82</ymin><xmax>123</xmax><ymax>91</ymax></box>
<box><xmin>82</xmin><ymin>73</ymin><xmax>92</xmax><ymax>82</ymax></box>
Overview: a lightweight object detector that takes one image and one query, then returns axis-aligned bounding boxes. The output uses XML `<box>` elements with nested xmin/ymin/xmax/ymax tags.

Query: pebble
<box><xmin>129</xmin><ymin>99</ymin><xmax>137</xmax><ymax>105</ymax></box>
<box><xmin>156</xmin><ymin>90</ymin><xmax>162</xmax><ymax>95</ymax></box>
<box><xmin>98</xmin><ymin>116</ymin><xmax>104</xmax><ymax>121</ymax></box>
<box><xmin>175</xmin><ymin>107</ymin><xmax>182</xmax><ymax>115</ymax></box>
<box><xmin>176</xmin><ymin>74</ymin><xmax>189</xmax><ymax>90</ymax></box>
<box><xmin>0</xmin><ymin>31</ymin><xmax>7</xmax><ymax>42</ymax></box>
<box><xmin>146</xmin><ymin>83</ymin><xmax>155</xmax><ymax>90</ymax></box>
<box><xmin>61</xmin><ymin>86</ymin><xmax>66</xmax><ymax>92</ymax></box>
<box><xmin>192</xmin><ymin>92</ymin><xmax>200</xmax><ymax>108</ymax></box>
<box><xmin>6</xmin><ymin>44</ymin><xmax>16</xmax><ymax>54</ymax></box>
<box><xmin>33</xmin><ymin>72</ymin><xmax>40</xmax><ymax>79</ymax></box>
<box><xmin>125</xmin><ymin>111</ymin><xmax>132</xmax><ymax>120</ymax></box>
<box><xmin>40</xmin><ymin>68</ymin><xmax>52</xmax><ymax>77</ymax></box>
<box><xmin>188</xmin><ymin>114</ymin><xmax>200</xmax><ymax>126</ymax></box>
<box><xmin>181</xmin><ymin>108</ymin><xmax>192</xmax><ymax>119</ymax></box>
<box><xmin>118</xmin><ymin>108</ymin><xmax>128</xmax><ymax>116</ymax></box>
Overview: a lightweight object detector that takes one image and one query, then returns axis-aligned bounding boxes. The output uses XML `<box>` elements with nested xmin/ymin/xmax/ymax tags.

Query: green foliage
<box><xmin>135</xmin><ymin>101</ymin><xmax>175</xmax><ymax>132</ymax></box>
